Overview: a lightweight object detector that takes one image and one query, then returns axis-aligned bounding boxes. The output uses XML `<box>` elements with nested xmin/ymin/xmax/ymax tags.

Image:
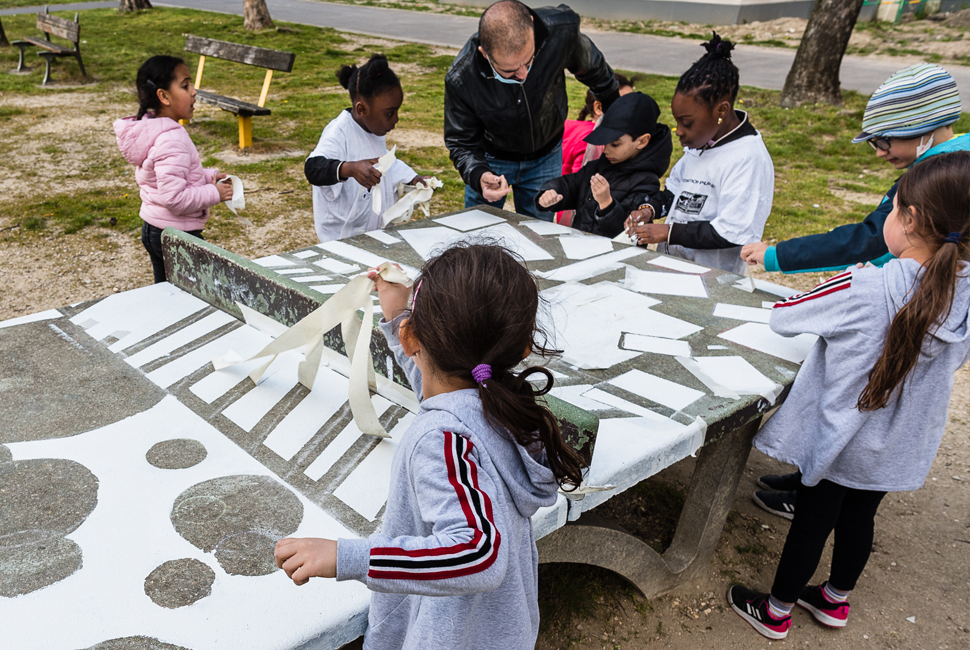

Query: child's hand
<box><xmin>212</xmin><ymin>172</ymin><xmax>228</xmax><ymax>184</ymax></box>
<box><xmin>215</xmin><ymin>179</ymin><xmax>235</xmax><ymax>202</ymax></box>
<box><xmin>275</xmin><ymin>537</ymin><xmax>337</xmax><ymax>585</ymax></box>
<box><xmin>624</xmin><ymin>207</ymin><xmax>655</xmax><ymax>235</ymax></box>
<box><xmin>342</xmin><ymin>159</ymin><xmax>382</xmax><ymax>189</ymax></box>
<box><xmin>538</xmin><ymin>189</ymin><xmax>563</xmax><ymax>208</ymax></box>
<box><xmin>632</xmin><ymin>222</ymin><xmax>669</xmax><ymax>245</ymax></box>
<box><xmin>740</xmin><ymin>241</ymin><xmax>769</xmax><ymax>265</ymax></box>
<box><xmin>367</xmin><ymin>266</ymin><xmax>411</xmax><ymax>321</ymax></box>
<box><xmin>590</xmin><ymin>174</ymin><xmax>611</xmax><ymax>210</ymax></box>
<box><xmin>410</xmin><ymin>175</ymin><xmax>432</xmax><ymax>188</ymax></box>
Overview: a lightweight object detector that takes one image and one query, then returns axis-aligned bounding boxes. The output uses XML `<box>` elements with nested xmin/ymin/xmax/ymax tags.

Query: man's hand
<box><xmin>480</xmin><ymin>172</ymin><xmax>511</xmax><ymax>202</ymax></box>
<box><xmin>538</xmin><ymin>189</ymin><xmax>563</xmax><ymax>208</ymax></box>
<box><xmin>631</xmin><ymin>222</ymin><xmax>669</xmax><ymax>245</ymax></box>
<box><xmin>274</xmin><ymin>537</ymin><xmax>338</xmax><ymax>585</ymax></box>
<box><xmin>741</xmin><ymin>241</ymin><xmax>769</xmax><ymax>266</ymax></box>
<box><xmin>590</xmin><ymin>174</ymin><xmax>611</xmax><ymax>210</ymax></box>
<box><xmin>342</xmin><ymin>159</ymin><xmax>382</xmax><ymax>189</ymax></box>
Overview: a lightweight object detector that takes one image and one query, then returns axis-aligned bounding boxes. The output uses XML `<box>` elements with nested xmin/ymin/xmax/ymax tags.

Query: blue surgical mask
<box><xmin>486</xmin><ymin>57</ymin><xmax>530</xmax><ymax>85</ymax></box>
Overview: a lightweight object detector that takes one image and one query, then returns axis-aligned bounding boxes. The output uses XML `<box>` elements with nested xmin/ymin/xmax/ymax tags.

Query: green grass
<box><xmin>0</xmin><ymin>6</ymin><xmax>968</xmax><ymax>250</ymax></box>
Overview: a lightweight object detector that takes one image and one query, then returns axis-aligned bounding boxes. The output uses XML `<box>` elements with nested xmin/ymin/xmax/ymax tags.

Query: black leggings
<box><xmin>141</xmin><ymin>222</ymin><xmax>204</xmax><ymax>284</ymax></box>
<box><xmin>771</xmin><ymin>479</ymin><xmax>886</xmax><ymax>603</ymax></box>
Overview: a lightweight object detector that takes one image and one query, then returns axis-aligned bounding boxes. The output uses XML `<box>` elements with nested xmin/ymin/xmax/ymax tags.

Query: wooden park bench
<box><xmin>184</xmin><ymin>35</ymin><xmax>296</xmax><ymax>149</ymax></box>
<box><xmin>12</xmin><ymin>7</ymin><xmax>86</xmax><ymax>85</ymax></box>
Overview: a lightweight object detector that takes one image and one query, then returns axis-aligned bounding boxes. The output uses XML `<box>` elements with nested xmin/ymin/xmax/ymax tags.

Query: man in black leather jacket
<box><xmin>444</xmin><ymin>0</ymin><xmax>619</xmax><ymax>219</ymax></box>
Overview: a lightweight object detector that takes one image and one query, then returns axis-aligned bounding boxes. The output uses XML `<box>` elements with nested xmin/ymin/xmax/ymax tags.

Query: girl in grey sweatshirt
<box><xmin>728</xmin><ymin>151</ymin><xmax>970</xmax><ymax>641</ymax></box>
<box><xmin>275</xmin><ymin>243</ymin><xmax>587</xmax><ymax>650</ymax></box>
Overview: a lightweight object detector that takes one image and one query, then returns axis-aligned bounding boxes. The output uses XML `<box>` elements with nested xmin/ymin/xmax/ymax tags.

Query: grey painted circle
<box><xmin>171</xmin><ymin>475</ymin><xmax>303</xmax><ymax>555</ymax></box>
<box><xmin>144</xmin><ymin>558</ymin><xmax>216</xmax><ymax>609</ymax></box>
<box><xmin>0</xmin><ymin>445</ymin><xmax>11</xmax><ymax>463</ymax></box>
<box><xmin>214</xmin><ymin>531</ymin><xmax>279</xmax><ymax>576</ymax></box>
<box><xmin>0</xmin><ymin>535</ymin><xmax>82</xmax><ymax>598</ymax></box>
<box><xmin>146</xmin><ymin>439</ymin><xmax>207</xmax><ymax>470</ymax></box>
<box><xmin>82</xmin><ymin>637</ymin><xmax>191</xmax><ymax>650</ymax></box>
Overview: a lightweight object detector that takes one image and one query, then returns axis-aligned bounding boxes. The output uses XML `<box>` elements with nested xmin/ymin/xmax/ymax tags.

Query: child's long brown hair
<box><xmin>858</xmin><ymin>151</ymin><xmax>970</xmax><ymax>411</ymax></box>
<box><xmin>406</xmin><ymin>242</ymin><xmax>587</xmax><ymax>488</ymax></box>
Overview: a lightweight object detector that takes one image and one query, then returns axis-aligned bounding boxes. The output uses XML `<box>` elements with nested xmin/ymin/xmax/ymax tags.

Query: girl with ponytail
<box><xmin>728</xmin><ymin>151</ymin><xmax>970</xmax><ymax>641</ymax></box>
<box><xmin>625</xmin><ymin>32</ymin><xmax>775</xmax><ymax>274</ymax></box>
<box><xmin>306</xmin><ymin>53</ymin><xmax>428</xmax><ymax>243</ymax></box>
<box><xmin>275</xmin><ymin>243</ymin><xmax>585</xmax><ymax>650</ymax></box>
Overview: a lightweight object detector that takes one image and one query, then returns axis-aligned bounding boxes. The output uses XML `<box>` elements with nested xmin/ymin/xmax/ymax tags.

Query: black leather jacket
<box><xmin>443</xmin><ymin>4</ymin><xmax>619</xmax><ymax>191</ymax></box>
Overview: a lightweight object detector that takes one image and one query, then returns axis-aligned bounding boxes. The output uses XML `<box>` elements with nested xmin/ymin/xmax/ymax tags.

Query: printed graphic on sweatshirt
<box><xmin>674</xmin><ymin>192</ymin><xmax>708</xmax><ymax>215</ymax></box>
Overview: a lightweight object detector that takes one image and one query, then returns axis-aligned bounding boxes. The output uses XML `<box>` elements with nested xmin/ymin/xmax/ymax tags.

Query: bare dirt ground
<box><xmin>1</xmin><ymin>89</ymin><xmax>967</xmax><ymax>650</ymax></box>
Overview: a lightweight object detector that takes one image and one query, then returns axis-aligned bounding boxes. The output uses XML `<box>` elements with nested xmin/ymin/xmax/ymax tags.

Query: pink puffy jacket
<box><xmin>114</xmin><ymin>115</ymin><xmax>220</xmax><ymax>231</ymax></box>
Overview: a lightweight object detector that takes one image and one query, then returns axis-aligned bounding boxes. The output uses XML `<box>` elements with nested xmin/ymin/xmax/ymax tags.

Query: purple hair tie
<box><xmin>944</xmin><ymin>232</ymin><xmax>963</xmax><ymax>244</ymax></box>
<box><xmin>472</xmin><ymin>364</ymin><xmax>492</xmax><ymax>384</ymax></box>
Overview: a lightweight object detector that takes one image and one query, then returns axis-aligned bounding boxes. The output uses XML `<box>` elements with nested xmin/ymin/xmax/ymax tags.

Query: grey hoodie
<box><xmin>336</xmin><ymin>316</ymin><xmax>559</xmax><ymax>650</ymax></box>
<box><xmin>755</xmin><ymin>258</ymin><xmax>970</xmax><ymax>492</ymax></box>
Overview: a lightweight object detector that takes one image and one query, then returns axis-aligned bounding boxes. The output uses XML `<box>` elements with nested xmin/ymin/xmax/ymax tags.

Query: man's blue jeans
<box><xmin>463</xmin><ymin>143</ymin><xmax>562</xmax><ymax>221</ymax></box>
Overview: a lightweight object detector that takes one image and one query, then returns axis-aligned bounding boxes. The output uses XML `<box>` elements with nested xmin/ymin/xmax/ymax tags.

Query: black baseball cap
<box><xmin>585</xmin><ymin>92</ymin><xmax>661</xmax><ymax>146</ymax></box>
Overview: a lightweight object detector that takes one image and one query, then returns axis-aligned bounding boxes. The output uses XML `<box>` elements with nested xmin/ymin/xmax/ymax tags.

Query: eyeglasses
<box><xmin>868</xmin><ymin>137</ymin><xmax>893</xmax><ymax>152</ymax></box>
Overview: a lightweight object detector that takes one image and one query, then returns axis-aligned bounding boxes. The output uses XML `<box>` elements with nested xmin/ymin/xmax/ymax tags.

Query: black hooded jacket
<box><xmin>536</xmin><ymin>124</ymin><xmax>673</xmax><ymax>238</ymax></box>
<box><xmin>443</xmin><ymin>4</ymin><xmax>619</xmax><ymax>192</ymax></box>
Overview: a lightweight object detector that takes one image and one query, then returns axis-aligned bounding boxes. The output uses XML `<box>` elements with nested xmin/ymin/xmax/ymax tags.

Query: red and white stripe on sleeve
<box><xmin>367</xmin><ymin>431</ymin><xmax>502</xmax><ymax>580</ymax></box>
<box><xmin>774</xmin><ymin>271</ymin><xmax>852</xmax><ymax>309</ymax></box>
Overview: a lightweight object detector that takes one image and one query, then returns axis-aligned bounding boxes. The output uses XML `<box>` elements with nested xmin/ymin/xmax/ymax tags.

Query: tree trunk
<box><xmin>0</xmin><ymin>18</ymin><xmax>9</xmax><ymax>48</ymax></box>
<box><xmin>779</xmin><ymin>0</ymin><xmax>865</xmax><ymax>107</ymax></box>
<box><xmin>243</xmin><ymin>0</ymin><xmax>275</xmax><ymax>31</ymax></box>
<box><xmin>119</xmin><ymin>0</ymin><xmax>153</xmax><ymax>13</ymax></box>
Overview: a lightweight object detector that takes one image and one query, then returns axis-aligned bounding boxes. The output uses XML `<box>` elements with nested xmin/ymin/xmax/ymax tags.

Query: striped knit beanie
<box><xmin>853</xmin><ymin>63</ymin><xmax>962</xmax><ymax>143</ymax></box>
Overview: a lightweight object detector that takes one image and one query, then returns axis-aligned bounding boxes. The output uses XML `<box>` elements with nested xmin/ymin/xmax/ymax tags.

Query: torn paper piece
<box><xmin>219</xmin><ymin>175</ymin><xmax>248</xmax><ymax>223</ymax></box>
<box><xmin>750</xmin><ymin>279</ymin><xmax>799</xmax><ymax>298</ymax></box>
<box><xmin>434</xmin><ymin>209</ymin><xmax>505</xmax><ymax>231</ymax></box>
<box><xmin>365</xmin><ymin>230</ymin><xmax>401</xmax><ymax>245</ymax></box>
<box><xmin>293</xmin><ymin>249</ymin><xmax>318</xmax><ymax>259</ymax></box>
<box><xmin>549</xmin><ymin>384</ymin><xmax>607</xmax><ymax>412</ymax></box>
<box><xmin>762</xmin><ymin>301</ymin><xmax>778</xmax><ymax>309</ymax></box>
<box><xmin>252</xmin><ymin>255</ymin><xmax>295</xmax><ymax>268</ymax></box>
<box><xmin>560</xmin><ymin>482</ymin><xmax>616</xmax><ymax>498</ymax></box>
<box><xmin>213</xmin><ymin>263</ymin><xmax>412</xmax><ymax>438</ymax></box>
<box><xmin>612</xmin><ymin>230</ymin><xmax>638</xmax><ymax>246</ymax></box>
<box><xmin>400</xmin><ymin>223</ymin><xmax>554</xmax><ymax>262</ymax></box>
<box><xmin>315</xmin><ymin>258</ymin><xmax>361</xmax><ymax>275</ymax></box>
<box><xmin>291</xmin><ymin>275</ymin><xmax>333</xmax><ymax>283</ymax></box>
<box><xmin>382</xmin><ymin>176</ymin><xmax>443</xmax><ymax>228</ymax></box>
<box><xmin>0</xmin><ymin>308</ymin><xmax>62</xmax><ymax>329</ymax></box>
<box><xmin>237</xmin><ymin>303</ymin><xmax>289</xmax><ymax>339</ymax></box>
<box><xmin>608</xmin><ymin>368</ymin><xmax>705</xmax><ymax>411</ymax></box>
<box><xmin>536</xmin><ymin>247</ymin><xmax>648</xmax><ymax>283</ymax></box>
<box><xmin>275</xmin><ymin>268</ymin><xmax>314</xmax><ymax>275</ymax></box>
<box><xmin>623</xmin><ymin>267</ymin><xmax>709</xmax><ymax>298</ymax></box>
<box><xmin>713</xmin><ymin>303</ymin><xmax>773</xmax><ymax>324</ymax></box>
<box><xmin>679</xmin><ymin>356</ymin><xmax>783</xmax><ymax>404</ymax></box>
<box><xmin>708</xmin><ymin>345</ymin><xmax>729</xmax><ymax>350</ymax></box>
<box><xmin>371</xmin><ymin>145</ymin><xmax>397</xmax><ymax>215</ymax></box>
<box><xmin>648</xmin><ymin>256</ymin><xmax>710</xmax><ymax>274</ymax></box>
<box><xmin>621</xmin><ymin>333</ymin><xmax>691</xmax><ymax>358</ymax></box>
<box><xmin>718</xmin><ymin>322</ymin><xmax>818</xmax><ymax>364</ymax></box>
<box><xmin>559</xmin><ymin>235</ymin><xmax>614</xmax><ymax>260</ymax></box>
<box><xmin>522</xmin><ymin>220</ymin><xmax>574</xmax><ymax>236</ymax></box>
<box><xmin>541</xmin><ymin>281</ymin><xmax>702</xmax><ymax>369</ymax></box>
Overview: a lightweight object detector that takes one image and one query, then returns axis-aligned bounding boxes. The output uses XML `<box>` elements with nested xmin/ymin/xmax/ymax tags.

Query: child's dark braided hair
<box><xmin>675</xmin><ymin>32</ymin><xmax>739</xmax><ymax>105</ymax></box>
<box><xmin>337</xmin><ymin>53</ymin><xmax>401</xmax><ymax>103</ymax></box>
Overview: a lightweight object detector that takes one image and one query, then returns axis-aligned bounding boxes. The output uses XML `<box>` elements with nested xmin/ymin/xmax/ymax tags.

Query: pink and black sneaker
<box><xmin>797</xmin><ymin>583</ymin><xmax>850</xmax><ymax>627</ymax></box>
<box><xmin>727</xmin><ymin>585</ymin><xmax>792</xmax><ymax>640</ymax></box>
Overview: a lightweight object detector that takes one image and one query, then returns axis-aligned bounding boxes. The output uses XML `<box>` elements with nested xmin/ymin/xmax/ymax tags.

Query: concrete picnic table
<box><xmin>0</xmin><ymin>206</ymin><xmax>810</xmax><ymax>649</ymax></box>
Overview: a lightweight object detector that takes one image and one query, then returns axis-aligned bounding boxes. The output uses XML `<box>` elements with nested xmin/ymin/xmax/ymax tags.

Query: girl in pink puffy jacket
<box><xmin>115</xmin><ymin>55</ymin><xmax>234</xmax><ymax>283</ymax></box>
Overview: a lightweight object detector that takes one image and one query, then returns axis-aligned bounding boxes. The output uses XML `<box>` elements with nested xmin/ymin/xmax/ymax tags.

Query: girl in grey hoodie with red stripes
<box><xmin>728</xmin><ymin>152</ymin><xmax>970</xmax><ymax>641</ymax></box>
<box><xmin>276</xmin><ymin>243</ymin><xmax>587</xmax><ymax>650</ymax></box>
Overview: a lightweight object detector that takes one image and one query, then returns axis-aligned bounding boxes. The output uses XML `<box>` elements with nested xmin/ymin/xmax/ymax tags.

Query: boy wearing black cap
<box><xmin>536</xmin><ymin>92</ymin><xmax>672</xmax><ymax>238</ymax></box>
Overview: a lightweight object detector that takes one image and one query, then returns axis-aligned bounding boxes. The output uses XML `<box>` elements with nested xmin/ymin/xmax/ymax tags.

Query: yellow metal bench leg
<box><xmin>238</xmin><ymin>115</ymin><xmax>253</xmax><ymax>149</ymax></box>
